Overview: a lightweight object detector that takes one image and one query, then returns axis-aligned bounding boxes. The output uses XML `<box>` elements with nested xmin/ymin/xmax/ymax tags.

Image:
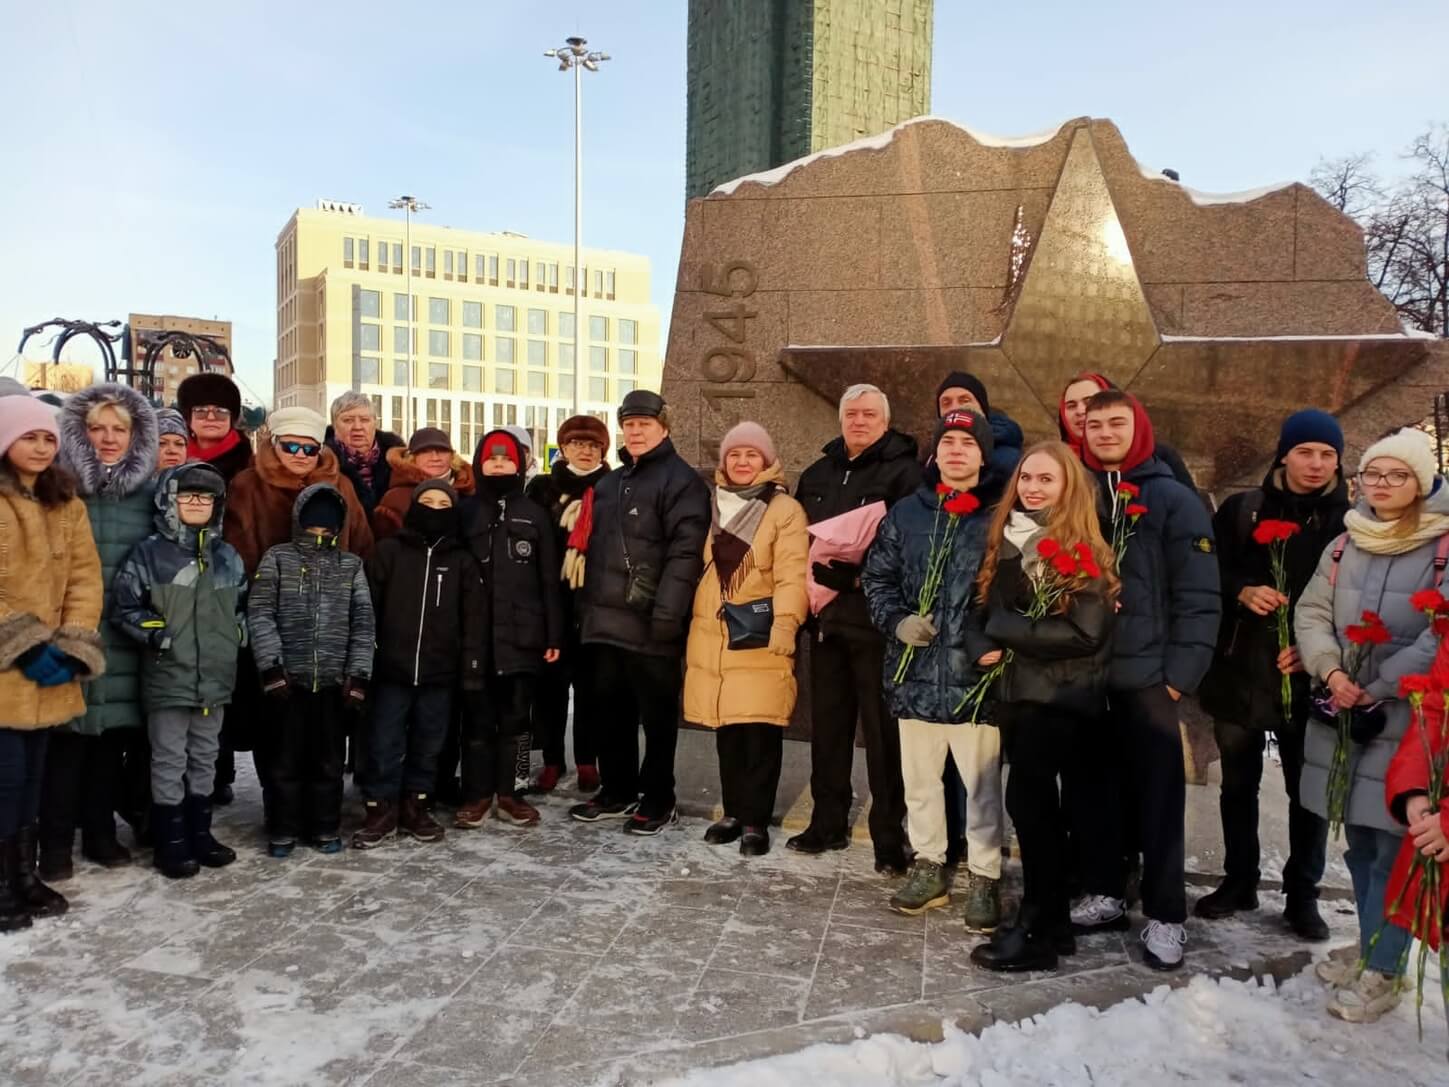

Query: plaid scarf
<box><xmin>712</xmin><ymin>481</ymin><xmax>779</xmax><ymax>598</ymax></box>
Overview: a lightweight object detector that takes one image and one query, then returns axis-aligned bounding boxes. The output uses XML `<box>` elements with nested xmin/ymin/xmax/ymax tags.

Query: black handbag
<box><xmin>721</xmin><ymin>598</ymin><xmax>773</xmax><ymax>650</ymax></box>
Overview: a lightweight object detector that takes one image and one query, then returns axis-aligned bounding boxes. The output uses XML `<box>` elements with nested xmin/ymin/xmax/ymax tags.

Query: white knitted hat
<box><xmin>1359</xmin><ymin>427</ymin><xmax>1437</xmax><ymax>495</ymax></box>
<box><xmin>267</xmin><ymin>405</ymin><xmax>327</xmax><ymax>444</ymax></box>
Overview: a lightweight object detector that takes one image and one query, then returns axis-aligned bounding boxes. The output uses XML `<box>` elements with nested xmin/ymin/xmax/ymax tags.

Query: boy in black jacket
<box><xmin>1073</xmin><ymin>390</ymin><xmax>1220</xmax><ymax>972</ymax></box>
<box><xmin>354</xmin><ymin>481</ymin><xmax>484</xmax><ymax>848</ymax></box>
<box><xmin>1196</xmin><ymin>410</ymin><xmax>1347</xmax><ymax>940</ymax></box>
<box><xmin>457</xmin><ymin>430</ymin><xmax>563</xmax><ymax>828</ymax></box>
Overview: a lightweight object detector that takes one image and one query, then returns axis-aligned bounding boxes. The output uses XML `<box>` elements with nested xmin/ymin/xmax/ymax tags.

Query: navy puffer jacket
<box><xmin>863</xmin><ymin>475</ymin><xmax>1002</xmax><ymax>723</ymax></box>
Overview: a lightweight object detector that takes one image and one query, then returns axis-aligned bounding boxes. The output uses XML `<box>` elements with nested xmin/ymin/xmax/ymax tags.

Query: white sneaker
<box><xmin>1070</xmin><ymin>895</ymin><xmax>1128</xmax><ymax>931</ymax></box>
<box><xmin>1327</xmin><ymin>969</ymin><xmax>1401</xmax><ymax>1023</ymax></box>
<box><xmin>1141</xmin><ymin>920</ymin><xmax>1186</xmax><ymax>971</ymax></box>
<box><xmin>1315</xmin><ymin>945</ymin><xmax>1360</xmax><ymax>988</ymax></box>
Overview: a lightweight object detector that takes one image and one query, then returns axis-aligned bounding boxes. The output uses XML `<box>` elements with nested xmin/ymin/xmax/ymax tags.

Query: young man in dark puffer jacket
<box><xmin>249</xmin><ymin>485</ymin><xmax>375</xmax><ymax>857</ymax></box>
<box><xmin>1196</xmin><ymin>410</ymin><xmax>1348</xmax><ymax>940</ymax></box>
<box><xmin>1072</xmin><ymin>390</ymin><xmax>1220</xmax><ymax>972</ymax></box>
<box><xmin>571</xmin><ymin>391</ymin><xmax>710</xmax><ymax>836</ymax></box>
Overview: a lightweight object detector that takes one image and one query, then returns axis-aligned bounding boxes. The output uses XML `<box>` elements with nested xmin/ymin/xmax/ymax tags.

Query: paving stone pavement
<box><xmin>0</xmin><ymin>758</ymin><xmax>1361</xmax><ymax>1087</ymax></box>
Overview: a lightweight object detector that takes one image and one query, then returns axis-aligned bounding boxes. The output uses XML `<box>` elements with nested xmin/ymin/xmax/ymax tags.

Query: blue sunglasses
<box><xmin>276</xmin><ymin>440</ymin><xmax>321</xmax><ymax>457</ymax></box>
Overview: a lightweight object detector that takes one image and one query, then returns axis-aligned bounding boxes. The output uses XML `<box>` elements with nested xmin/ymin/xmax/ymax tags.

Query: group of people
<box><xmin>0</xmin><ymin>366</ymin><xmax>1445</xmax><ymax>1029</ymax></box>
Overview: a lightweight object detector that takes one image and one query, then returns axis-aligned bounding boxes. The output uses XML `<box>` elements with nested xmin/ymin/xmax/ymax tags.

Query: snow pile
<box><xmin>658</xmin><ymin>968</ymin><xmax>1447</xmax><ymax>1087</ymax></box>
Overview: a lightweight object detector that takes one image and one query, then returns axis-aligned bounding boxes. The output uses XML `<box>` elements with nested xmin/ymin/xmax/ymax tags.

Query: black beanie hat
<box><xmin>934</xmin><ymin>371</ymin><xmax>990</xmax><ymax>418</ymax></box>
<box><xmin>933</xmin><ymin>409</ymin><xmax>994</xmax><ymax>462</ymax></box>
<box><xmin>297</xmin><ymin>487</ymin><xmax>345</xmax><ymax>535</ymax></box>
<box><xmin>177</xmin><ymin>372</ymin><xmax>242</xmax><ymax>425</ymax></box>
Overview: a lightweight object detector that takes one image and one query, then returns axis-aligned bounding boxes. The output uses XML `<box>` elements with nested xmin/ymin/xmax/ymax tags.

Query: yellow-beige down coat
<box><xmin>683</xmin><ymin>462</ymin><xmax>809</xmax><ymax>728</ymax></box>
<box><xmin>0</xmin><ymin>468</ymin><xmax>106</xmax><ymax>729</ymax></box>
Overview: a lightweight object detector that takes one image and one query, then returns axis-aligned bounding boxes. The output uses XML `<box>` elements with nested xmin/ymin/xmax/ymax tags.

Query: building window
<box><xmin>527</xmin><ymin>308</ymin><xmax>547</xmax><ymax>335</ymax></box>
<box><xmin>519</xmin><ymin>261</ymin><xmax>529</xmax><ymax>289</ymax></box>
<box><xmin>358</xmin><ymin>239</ymin><xmax>370</xmax><ymax>270</ymax></box>
<box><xmin>358</xmin><ymin>356</ymin><xmax>380</xmax><ymax>384</ymax></box>
<box><xmin>527</xmin><ymin>339</ymin><xmax>547</xmax><ymax>366</ymax></box>
<box><xmin>488</xmin><ymin>255</ymin><xmax>499</xmax><ymax>284</ymax></box>
<box><xmin>443</xmin><ymin>251</ymin><xmax>453</xmax><ymax>278</ymax></box>
<box><xmin>590</xmin><ymin>345</ymin><xmax>607</xmax><ymax>372</ymax></box>
<box><xmin>462</xmin><ymin>301</ymin><xmax>483</xmax><ymax>328</ymax></box>
<box><xmin>495</xmin><ymin>368</ymin><xmax>516</xmax><ymax>394</ymax></box>
<box><xmin>462</xmin><ymin>333</ymin><xmax>483</xmax><ymax>361</ymax></box>
<box><xmin>343</xmin><ymin>237</ymin><xmax>354</xmax><ymax>267</ymax></box>
<box><xmin>426</xmin><ymin>399</ymin><xmax>438</xmax><ymax>428</ymax></box>
<box><xmin>424</xmin><ymin>248</ymin><xmax>436</xmax><ymax>277</ymax></box>
<box><xmin>429</xmin><ymin>297</ymin><xmax>449</xmax><ymax>324</ymax></box>
<box><xmin>566</xmin><ymin>266</ymin><xmax>576</xmax><ymax>293</ymax></box>
<box><xmin>533</xmin><ymin>262</ymin><xmax>545</xmax><ymax>291</ymax></box>
<box><xmin>493</xmin><ymin>404</ymin><xmax>504</xmax><ymax>427</ymax></box>
<box><xmin>393</xmin><ymin>360</ymin><xmax>410</xmax><ymax>386</ymax></box>
<box><xmin>475</xmin><ymin>254</ymin><xmax>486</xmax><ymax>282</ymax></box>
<box><xmin>506</xmin><ymin>258</ymin><xmax>516</xmax><ymax>286</ymax></box>
<box><xmin>394</xmin><ymin>293</ymin><xmax>411</xmax><ymax>321</ymax></box>
<box><xmin>496</xmin><ymin>305</ymin><xmax>516</xmax><ymax>332</ymax></box>
<box><xmin>594</xmin><ymin>269</ymin><xmax>605</xmax><ymax>297</ymax></box>
<box><xmin>560</xmin><ymin>312</ymin><xmax>576</xmax><ymax>339</ymax></box>
<box><xmin>496</xmin><ymin>337</ymin><xmax>516</xmax><ymax>365</ymax></box>
<box><xmin>606</xmin><ymin>270</ymin><xmax>616</xmax><ymax>298</ymax></box>
<box><xmin>441</xmin><ymin>399</ymin><xmax>451</xmax><ymax>436</ymax></box>
<box><xmin>548</xmin><ymin>263</ymin><xmax>559</xmax><ymax>291</ymax></box>
<box><xmin>393</xmin><ymin>326</ymin><xmax>411</xmax><ymax>354</ymax></box>
<box><xmin>619</xmin><ymin>349</ymin><xmax>637</xmax><ymax>375</ymax></box>
<box><xmin>411</xmin><ymin>246</ymin><xmax>421</xmax><ymax>274</ymax></box>
<box><xmin>589</xmin><ymin>316</ymin><xmax>608</xmax><ymax>341</ymax></box>
<box><xmin>617</xmin><ymin>378</ymin><xmax>635</xmax><ymax>396</ymax></box>
<box><xmin>358</xmin><ymin>289</ymin><xmax>381</xmax><ymax>318</ymax></box>
<box><xmin>429</xmin><ymin>363</ymin><xmax>449</xmax><ymax>389</ymax></box>
<box><xmin>559</xmin><ymin>343</ymin><xmax>575</xmax><ymax>373</ymax></box>
<box><xmin>528</xmin><ymin>371</ymin><xmax>548</xmax><ymax>396</ymax></box>
<box><xmin>392</xmin><ymin>243</ymin><xmax>403</xmax><ymax>272</ymax></box>
<box><xmin>620</xmin><ymin>318</ymin><xmax>638</xmax><ymax>345</ymax></box>
<box><xmin>428</xmin><ymin>330</ymin><xmax>449</xmax><ymax>357</ymax></box>
<box><xmin>462</xmin><ymin>365</ymin><xmax>482</xmax><ymax>392</ymax></box>
<box><xmin>456</xmin><ymin>251</ymin><xmax>467</xmax><ymax>282</ymax></box>
<box><xmin>360</xmin><ymin>323</ymin><xmax>381</xmax><ymax>351</ymax></box>
<box><xmin>589</xmin><ymin>377</ymin><xmax>608</xmax><ymax>401</ymax></box>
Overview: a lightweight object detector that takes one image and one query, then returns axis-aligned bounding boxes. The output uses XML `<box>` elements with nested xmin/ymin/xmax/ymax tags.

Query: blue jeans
<box><xmin>0</xmin><ymin>728</ymin><xmax>50</xmax><ymax>837</ymax></box>
<box><xmin>366</xmin><ymin>683</ymin><xmax>452</xmax><ymax>799</ymax></box>
<box><xmin>1344</xmin><ymin>823</ymin><xmax>1411</xmax><ymax>975</ymax></box>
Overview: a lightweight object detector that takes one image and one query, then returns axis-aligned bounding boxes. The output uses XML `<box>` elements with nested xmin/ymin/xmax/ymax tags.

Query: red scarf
<box><xmin>565</xmin><ymin>486</ymin><xmax>595</xmax><ymax>553</ymax></box>
<box><xmin>187</xmin><ymin>428</ymin><xmax>244</xmax><ymax>464</ymax></box>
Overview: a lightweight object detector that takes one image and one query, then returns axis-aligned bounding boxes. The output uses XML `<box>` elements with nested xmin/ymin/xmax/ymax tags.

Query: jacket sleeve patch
<box><xmin>1191</xmin><ymin>536</ymin><xmax>1215</xmax><ymax>554</ymax></box>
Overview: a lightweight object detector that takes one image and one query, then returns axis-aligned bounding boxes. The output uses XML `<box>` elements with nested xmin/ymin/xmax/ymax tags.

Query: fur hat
<box><xmin>718</xmin><ymin>421</ymin><xmax>778</xmax><ymax>468</ymax></box>
<box><xmin>1359</xmin><ymin>427</ymin><xmax>1437</xmax><ymax>495</ymax></box>
<box><xmin>267</xmin><ymin>406</ymin><xmax>327</xmax><ymax>445</ymax></box>
<box><xmin>558</xmin><ymin>414</ymin><xmax>610</xmax><ymax>452</ymax></box>
<box><xmin>177</xmin><ymin>371</ymin><xmax>242</xmax><ymax>423</ymax></box>
<box><xmin>0</xmin><ymin>394</ymin><xmax>59</xmax><ymax>457</ymax></box>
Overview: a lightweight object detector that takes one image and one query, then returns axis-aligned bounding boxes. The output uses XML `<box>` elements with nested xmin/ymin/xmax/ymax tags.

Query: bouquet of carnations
<box><xmin>1251</xmin><ymin>518</ymin><xmax>1302</xmax><ymax>723</ymax></box>
<box><xmin>1324</xmin><ymin>610</ymin><xmax>1390</xmax><ymax>837</ymax></box>
<box><xmin>1109</xmin><ymin>480</ymin><xmax>1147</xmax><ymax>566</ymax></box>
<box><xmin>893</xmin><ymin>485</ymin><xmax>980</xmax><ymax>684</ymax></box>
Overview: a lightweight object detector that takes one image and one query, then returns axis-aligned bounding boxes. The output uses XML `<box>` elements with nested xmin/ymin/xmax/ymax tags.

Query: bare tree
<box><xmin>1310</xmin><ymin>152</ymin><xmax>1382</xmax><ymax>217</ymax></box>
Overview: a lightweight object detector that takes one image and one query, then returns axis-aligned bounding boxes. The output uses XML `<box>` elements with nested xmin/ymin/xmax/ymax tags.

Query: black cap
<box><xmin>618</xmin><ymin>390</ymin><xmax>665</xmax><ymax>423</ymax></box>
<box><xmin>407</xmin><ymin>427</ymin><xmax>453</xmax><ymax>455</ymax></box>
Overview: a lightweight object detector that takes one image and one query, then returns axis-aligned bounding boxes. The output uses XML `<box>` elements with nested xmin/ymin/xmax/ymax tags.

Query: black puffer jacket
<box><xmin>970</xmin><ymin>550</ymin><xmax>1114</xmax><ymax>717</ymax></box>
<box><xmin>862</xmin><ymin>474</ymin><xmax>1001</xmax><ymax>723</ymax></box>
<box><xmin>796</xmin><ymin>429</ymin><xmax>922</xmax><ymax>639</ymax></box>
<box><xmin>1198</xmin><ymin>467</ymin><xmax>1350</xmax><ymax>727</ymax></box>
<box><xmin>367</xmin><ymin>513</ymin><xmax>486</xmax><ymax>689</ymax></box>
<box><xmin>327</xmin><ymin>427</ymin><xmax>405</xmax><ymax>518</ymax></box>
<box><xmin>464</xmin><ymin>476</ymin><xmax>564</xmax><ymax>675</ymax></box>
<box><xmin>1096</xmin><ymin>457</ymin><xmax>1221</xmax><ymax>692</ymax></box>
<box><xmin>526</xmin><ymin>459</ymin><xmax>610</xmax><ymax>627</ymax></box>
<box><xmin>579</xmin><ymin>437</ymin><xmax>710</xmax><ymax>656</ymax></box>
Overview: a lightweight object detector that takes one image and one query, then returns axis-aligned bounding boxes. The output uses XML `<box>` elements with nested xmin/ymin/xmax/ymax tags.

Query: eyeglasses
<box><xmin>1359</xmin><ymin>469</ymin><xmax>1412</xmax><ymax>487</ymax></box>
<box><xmin>276</xmin><ymin>440</ymin><xmax>321</xmax><ymax>457</ymax></box>
<box><xmin>191</xmin><ymin>407</ymin><xmax>231</xmax><ymax>420</ymax></box>
<box><xmin>177</xmin><ymin>493</ymin><xmax>216</xmax><ymax>506</ymax></box>
<box><xmin>563</xmin><ymin>439</ymin><xmax>602</xmax><ymax>451</ymax></box>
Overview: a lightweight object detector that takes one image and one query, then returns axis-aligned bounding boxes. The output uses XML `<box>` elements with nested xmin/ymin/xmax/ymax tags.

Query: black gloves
<box><xmin>812</xmin><ymin>560</ymin><xmax>860</xmax><ymax>593</ymax></box>
<box><xmin>341</xmin><ymin>676</ymin><xmax>368</xmax><ymax>714</ymax></box>
<box><xmin>260</xmin><ymin>666</ymin><xmax>290</xmax><ymax>701</ymax></box>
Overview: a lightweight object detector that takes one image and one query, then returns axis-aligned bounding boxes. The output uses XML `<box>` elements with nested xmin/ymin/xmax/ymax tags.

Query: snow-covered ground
<box><xmin>659</xmin><ymin>966</ymin><xmax>1448</xmax><ymax>1087</ymax></box>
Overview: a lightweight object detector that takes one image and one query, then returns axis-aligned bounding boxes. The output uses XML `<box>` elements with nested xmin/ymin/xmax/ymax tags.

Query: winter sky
<box><xmin>1</xmin><ymin>0</ymin><xmax>1445</xmax><ymax>403</ymax></box>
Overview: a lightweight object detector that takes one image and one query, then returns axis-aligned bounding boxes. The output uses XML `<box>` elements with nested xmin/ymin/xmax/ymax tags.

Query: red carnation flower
<box><xmin>1252</xmin><ymin>519</ymin><xmax>1301</xmax><ymax>546</ymax></box>
<box><xmin>936</xmin><ymin>482</ymin><xmax>952</xmax><ymax>496</ymax></box>
<box><xmin>1050</xmin><ymin>552</ymin><xmax>1080</xmax><ymax>578</ymax></box>
<box><xmin>1125</xmin><ymin>503</ymin><xmax>1148</xmax><ymax>518</ymax></box>
<box><xmin>1037</xmin><ymin>538</ymin><xmax>1063</xmax><ymax>559</ymax></box>
<box><xmin>1434</xmin><ymin>616</ymin><xmax>1449</xmax><ymax>639</ymax></box>
<box><xmin>1116</xmin><ymin>481</ymin><xmax>1140</xmax><ymax>498</ymax></box>
<box><xmin>1399</xmin><ymin>674</ymin><xmax>1435</xmax><ymax>697</ymax></box>
<box><xmin>944</xmin><ymin>492</ymin><xmax>980</xmax><ymax>517</ymax></box>
<box><xmin>1072</xmin><ymin>542</ymin><xmax>1102</xmax><ymax>579</ymax></box>
<box><xmin>1410</xmin><ymin>589</ymin><xmax>1449</xmax><ymax>616</ymax></box>
<box><xmin>1361</xmin><ymin>610</ymin><xmax>1385</xmax><ymax>626</ymax></box>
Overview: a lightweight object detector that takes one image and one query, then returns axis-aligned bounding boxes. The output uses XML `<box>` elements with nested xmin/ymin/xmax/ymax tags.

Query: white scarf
<box><xmin>1004</xmin><ymin>509</ymin><xmax>1046</xmax><ymax>571</ymax></box>
<box><xmin>1344</xmin><ymin>507</ymin><xmax>1449</xmax><ymax>556</ymax></box>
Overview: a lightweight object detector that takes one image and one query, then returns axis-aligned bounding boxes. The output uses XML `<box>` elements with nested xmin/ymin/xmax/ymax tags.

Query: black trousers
<box><xmin>808</xmin><ymin>629</ymin><xmax>906</xmax><ymax>854</ymax></box>
<box><xmin>534</xmin><ymin>635</ymin><xmax>599</xmax><ymax>769</ymax></box>
<box><xmin>716</xmin><ymin>723</ymin><xmax>784</xmax><ymax>827</ymax></box>
<box><xmin>1002</xmin><ymin>704</ymin><xmax>1084</xmax><ymax>929</ymax></box>
<box><xmin>592</xmin><ymin>644</ymin><xmax>682</xmax><ymax>817</ymax></box>
<box><xmin>1215</xmin><ymin>713</ymin><xmax>1327</xmax><ymax>901</ymax></box>
<box><xmin>39</xmin><ymin>727</ymin><xmax>133</xmax><ymax>850</ymax></box>
<box><xmin>116</xmin><ymin>725</ymin><xmax>152</xmax><ymax>833</ymax></box>
<box><xmin>264</xmin><ymin>688</ymin><xmax>346</xmax><ymax>840</ymax></box>
<box><xmin>1071</xmin><ymin>686</ymin><xmax>1187</xmax><ymax>924</ymax></box>
<box><xmin>463</xmin><ymin>675</ymin><xmax>534</xmax><ymax>801</ymax></box>
<box><xmin>0</xmin><ymin>728</ymin><xmax>50</xmax><ymax>838</ymax></box>
<box><xmin>215</xmin><ymin>650</ymin><xmax>263</xmax><ymax>789</ymax></box>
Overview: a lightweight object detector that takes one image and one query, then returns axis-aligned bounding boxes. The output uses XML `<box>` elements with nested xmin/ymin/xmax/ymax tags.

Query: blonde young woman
<box><xmin>965</xmin><ymin>441</ymin><xmax>1118</xmax><ymax>973</ymax></box>
<box><xmin>684</xmin><ymin>423</ymin><xmax>808</xmax><ymax>856</ymax></box>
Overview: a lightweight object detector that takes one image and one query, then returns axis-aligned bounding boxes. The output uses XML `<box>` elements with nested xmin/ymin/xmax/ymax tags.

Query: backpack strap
<box><xmin>1234</xmin><ymin>488</ymin><xmax>1266</xmax><ymax>552</ymax></box>
<box><xmin>1327</xmin><ymin>533</ymin><xmax>1349</xmax><ymax>588</ymax></box>
<box><xmin>1435</xmin><ymin>534</ymin><xmax>1449</xmax><ymax>588</ymax></box>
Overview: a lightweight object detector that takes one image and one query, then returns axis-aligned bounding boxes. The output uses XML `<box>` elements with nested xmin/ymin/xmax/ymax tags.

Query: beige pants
<box><xmin>899</xmin><ymin>717</ymin><xmax>1003</xmax><ymax>877</ymax></box>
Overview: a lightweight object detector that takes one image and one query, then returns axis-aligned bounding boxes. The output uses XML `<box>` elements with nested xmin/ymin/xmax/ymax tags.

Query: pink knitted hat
<box><xmin>718</xmin><ymin>421</ymin><xmax>778</xmax><ymax>468</ymax></box>
<box><xmin>0</xmin><ymin>395</ymin><xmax>59</xmax><ymax>459</ymax></box>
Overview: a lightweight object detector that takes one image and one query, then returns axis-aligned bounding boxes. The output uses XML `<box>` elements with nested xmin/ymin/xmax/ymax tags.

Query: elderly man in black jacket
<box><xmin>570</xmin><ymin>391</ymin><xmax>710</xmax><ymax>835</ymax></box>
<box><xmin>1196</xmin><ymin>410</ymin><xmax>1347</xmax><ymax>941</ymax></box>
<box><xmin>1071</xmin><ymin>390</ymin><xmax>1221</xmax><ymax>972</ymax></box>
<box><xmin>788</xmin><ymin>384</ymin><xmax>922</xmax><ymax>873</ymax></box>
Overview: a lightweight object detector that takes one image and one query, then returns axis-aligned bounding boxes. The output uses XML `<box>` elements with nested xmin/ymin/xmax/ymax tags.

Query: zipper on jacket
<box><xmin>310</xmin><ymin>559</ymin><xmax>322</xmax><ymax>692</ymax></box>
<box><xmin>414</xmin><ymin>543</ymin><xmax>437</xmax><ymax>685</ymax></box>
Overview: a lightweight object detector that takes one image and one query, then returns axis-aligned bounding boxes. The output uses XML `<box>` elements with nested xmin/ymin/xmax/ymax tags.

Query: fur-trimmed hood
<box><xmin>383</xmin><ymin>445</ymin><xmax>477</xmax><ymax>495</ymax></box>
<box><xmin>255</xmin><ymin>436</ymin><xmax>344</xmax><ymax>492</ymax></box>
<box><xmin>60</xmin><ymin>383</ymin><xmax>159</xmax><ymax>498</ymax></box>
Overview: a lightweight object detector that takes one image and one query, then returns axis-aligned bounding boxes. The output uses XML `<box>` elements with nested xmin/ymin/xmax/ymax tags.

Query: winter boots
<box><xmin>1193</xmin><ymin>878</ymin><xmax>1258</xmax><ymax>920</ymax></box>
<box><xmin>0</xmin><ymin>836</ymin><xmax>34</xmax><ymax>933</ymax></box>
<box><xmin>398</xmin><ymin>793</ymin><xmax>445</xmax><ymax>842</ymax></box>
<box><xmin>740</xmin><ymin>826</ymin><xmax>770</xmax><ymax>856</ymax></box>
<box><xmin>704</xmin><ymin>817</ymin><xmax>743</xmax><ymax>845</ymax></box>
<box><xmin>962</xmin><ymin>874</ymin><xmax>1001</xmax><ymax>933</ymax></box>
<box><xmin>351</xmin><ymin>799</ymin><xmax>398</xmax><ymax>849</ymax></box>
<box><xmin>889</xmin><ymin>861</ymin><xmax>951</xmax><ymax>916</ymax></box>
<box><xmin>454</xmin><ymin>797</ymin><xmax>492</xmax><ymax>828</ymax></box>
<box><xmin>496</xmin><ymin>796</ymin><xmax>541</xmax><ymax>827</ymax></box>
<box><xmin>1284</xmin><ymin>896</ymin><xmax>1331</xmax><ymax>942</ymax></box>
<box><xmin>13</xmin><ymin>825</ymin><xmax>68</xmax><ymax>916</ymax></box>
<box><xmin>82</xmin><ymin>826</ymin><xmax>133</xmax><ymax>869</ymax></box>
<box><xmin>152</xmin><ymin>804</ymin><xmax>199</xmax><ymax>879</ymax></box>
<box><xmin>1328</xmin><ymin>970</ymin><xmax>1402</xmax><ymax>1023</ymax></box>
<box><xmin>971</xmin><ymin>913</ymin><xmax>1071</xmax><ymax>973</ymax></box>
<box><xmin>184</xmin><ymin>795</ymin><xmax>236</xmax><ymax>868</ymax></box>
<box><xmin>784</xmin><ymin>825</ymin><xmax>849</xmax><ymax>854</ymax></box>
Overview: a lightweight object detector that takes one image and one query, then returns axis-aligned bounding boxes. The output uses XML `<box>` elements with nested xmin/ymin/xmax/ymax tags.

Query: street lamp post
<box><xmin>388</xmin><ymin>194</ymin><xmax>430</xmax><ymax>435</ymax></box>
<box><xmin>543</xmin><ymin>36</ymin><xmax>609</xmax><ymax>418</ymax></box>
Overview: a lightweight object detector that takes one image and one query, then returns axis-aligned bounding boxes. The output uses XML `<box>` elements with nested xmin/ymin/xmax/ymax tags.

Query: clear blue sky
<box><xmin>1</xmin><ymin>0</ymin><xmax>1444</xmax><ymax>403</ymax></box>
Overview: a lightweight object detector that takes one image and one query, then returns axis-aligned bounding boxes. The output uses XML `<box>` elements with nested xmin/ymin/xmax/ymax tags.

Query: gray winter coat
<box><xmin>247</xmin><ymin>484</ymin><xmax>375</xmax><ymax>690</ymax></box>
<box><xmin>1294</xmin><ymin>483</ymin><xmax>1449</xmax><ymax>833</ymax></box>
<box><xmin>59</xmin><ymin>383</ymin><xmax>158</xmax><ymax>734</ymax></box>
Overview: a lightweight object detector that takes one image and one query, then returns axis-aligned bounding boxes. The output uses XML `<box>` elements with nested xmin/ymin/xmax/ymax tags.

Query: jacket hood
<box><xmin>1056</xmin><ymin>372</ymin><xmax>1114</xmax><ymax>445</ymax></box>
<box><xmin>59</xmin><ymin>382</ymin><xmax>159</xmax><ymax>498</ymax></box>
<box><xmin>290</xmin><ymin>483</ymin><xmax>347</xmax><ymax>547</ymax></box>
<box><xmin>1081</xmin><ymin>393</ymin><xmax>1156</xmax><ymax>475</ymax></box>
<box><xmin>989</xmin><ymin>410</ymin><xmax>1024</xmax><ymax>452</ymax></box>
<box><xmin>384</xmin><ymin>445</ymin><xmax>477</xmax><ymax>496</ymax></box>
<box><xmin>821</xmin><ymin>428</ymin><xmax>919</xmax><ymax>468</ymax></box>
<box><xmin>255</xmin><ymin>437</ymin><xmax>343</xmax><ymax>493</ymax></box>
<box><xmin>154</xmin><ymin>461</ymin><xmax>227</xmax><ymax>543</ymax></box>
